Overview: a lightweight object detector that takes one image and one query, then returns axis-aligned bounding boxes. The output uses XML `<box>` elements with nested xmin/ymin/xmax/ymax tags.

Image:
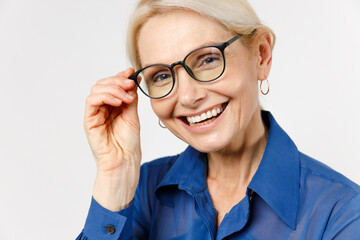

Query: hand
<box><xmin>84</xmin><ymin>68</ymin><xmax>141</xmax><ymax>210</ymax></box>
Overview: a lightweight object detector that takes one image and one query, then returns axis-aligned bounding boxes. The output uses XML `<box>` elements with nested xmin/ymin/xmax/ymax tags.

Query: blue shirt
<box><xmin>77</xmin><ymin>111</ymin><xmax>360</xmax><ymax>239</ymax></box>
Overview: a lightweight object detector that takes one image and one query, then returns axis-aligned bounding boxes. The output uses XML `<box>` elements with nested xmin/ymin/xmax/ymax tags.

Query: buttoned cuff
<box><xmin>82</xmin><ymin>197</ymin><xmax>133</xmax><ymax>240</ymax></box>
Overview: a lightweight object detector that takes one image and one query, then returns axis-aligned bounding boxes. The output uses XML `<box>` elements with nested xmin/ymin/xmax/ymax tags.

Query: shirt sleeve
<box><xmin>76</xmin><ymin>197</ymin><xmax>134</xmax><ymax>240</ymax></box>
<box><xmin>322</xmin><ymin>193</ymin><xmax>360</xmax><ymax>239</ymax></box>
<box><xmin>76</xmin><ymin>163</ymin><xmax>154</xmax><ymax>240</ymax></box>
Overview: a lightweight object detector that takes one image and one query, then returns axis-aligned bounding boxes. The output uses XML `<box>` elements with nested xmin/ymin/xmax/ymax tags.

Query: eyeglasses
<box><xmin>129</xmin><ymin>34</ymin><xmax>243</xmax><ymax>99</ymax></box>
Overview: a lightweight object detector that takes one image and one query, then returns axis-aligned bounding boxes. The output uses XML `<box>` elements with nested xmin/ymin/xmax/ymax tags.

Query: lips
<box><xmin>179</xmin><ymin>102</ymin><xmax>228</xmax><ymax>126</ymax></box>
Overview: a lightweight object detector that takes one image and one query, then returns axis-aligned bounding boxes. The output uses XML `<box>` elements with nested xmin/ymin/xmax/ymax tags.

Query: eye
<box><xmin>203</xmin><ymin>57</ymin><xmax>218</xmax><ymax>65</ymax></box>
<box><xmin>152</xmin><ymin>72</ymin><xmax>172</xmax><ymax>83</ymax></box>
<box><xmin>196</xmin><ymin>54</ymin><xmax>221</xmax><ymax>69</ymax></box>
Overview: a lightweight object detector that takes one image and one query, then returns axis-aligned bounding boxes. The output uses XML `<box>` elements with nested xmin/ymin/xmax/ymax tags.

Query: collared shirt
<box><xmin>77</xmin><ymin>111</ymin><xmax>360</xmax><ymax>239</ymax></box>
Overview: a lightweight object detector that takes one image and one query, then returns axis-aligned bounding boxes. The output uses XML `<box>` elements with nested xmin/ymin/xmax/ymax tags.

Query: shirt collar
<box><xmin>155</xmin><ymin>145</ymin><xmax>208</xmax><ymax>203</ymax></box>
<box><xmin>248</xmin><ymin>111</ymin><xmax>300</xmax><ymax>229</ymax></box>
<box><xmin>155</xmin><ymin>111</ymin><xmax>300</xmax><ymax>229</ymax></box>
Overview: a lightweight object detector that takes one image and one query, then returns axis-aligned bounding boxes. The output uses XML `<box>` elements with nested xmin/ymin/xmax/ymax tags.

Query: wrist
<box><xmin>95</xmin><ymin>153</ymin><xmax>141</xmax><ymax>175</ymax></box>
<box><xmin>93</xmin><ymin>167</ymin><xmax>139</xmax><ymax>211</ymax></box>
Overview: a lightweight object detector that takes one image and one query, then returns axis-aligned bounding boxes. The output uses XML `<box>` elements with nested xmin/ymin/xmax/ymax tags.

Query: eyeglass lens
<box><xmin>136</xmin><ymin>46</ymin><xmax>224</xmax><ymax>98</ymax></box>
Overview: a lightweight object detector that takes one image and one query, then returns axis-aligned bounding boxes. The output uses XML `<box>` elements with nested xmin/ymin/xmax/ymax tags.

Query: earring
<box><xmin>260</xmin><ymin>78</ymin><xmax>270</xmax><ymax>95</ymax></box>
<box><xmin>158</xmin><ymin>119</ymin><xmax>167</xmax><ymax>129</ymax></box>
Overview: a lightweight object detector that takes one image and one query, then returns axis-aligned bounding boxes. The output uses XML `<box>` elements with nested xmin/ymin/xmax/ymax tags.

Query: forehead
<box><xmin>137</xmin><ymin>10</ymin><xmax>231</xmax><ymax>67</ymax></box>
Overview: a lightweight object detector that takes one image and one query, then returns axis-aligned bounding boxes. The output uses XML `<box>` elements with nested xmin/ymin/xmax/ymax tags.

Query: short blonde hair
<box><xmin>127</xmin><ymin>0</ymin><xmax>276</xmax><ymax>69</ymax></box>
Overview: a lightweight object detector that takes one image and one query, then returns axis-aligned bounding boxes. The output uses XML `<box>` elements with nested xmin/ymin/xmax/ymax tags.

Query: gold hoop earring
<box><xmin>260</xmin><ymin>78</ymin><xmax>270</xmax><ymax>95</ymax></box>
<box><xmin>158</xmin><ymin>119</ymin><xmax>167</xmax><ymax>129</ymax></box>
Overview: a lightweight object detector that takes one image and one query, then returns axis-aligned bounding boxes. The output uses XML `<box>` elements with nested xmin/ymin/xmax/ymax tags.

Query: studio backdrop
<box><xmin>0</xmin><ymin>0</ymin><xmax>359</xmax><ymax>239</ymax></box>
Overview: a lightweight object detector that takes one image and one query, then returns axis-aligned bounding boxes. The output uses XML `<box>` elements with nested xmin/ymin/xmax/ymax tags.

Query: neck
<box><xmin>207</xmin><ymin>109</ymin><xmax>268</xmax><ymax>188</ymax></box>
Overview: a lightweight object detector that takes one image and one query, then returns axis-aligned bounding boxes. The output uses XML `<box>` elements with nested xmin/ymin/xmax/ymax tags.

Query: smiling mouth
<box><xmin>179</xmin><ymin>102</ymin><xmax>228</xmax><ymax>127</ymax></box>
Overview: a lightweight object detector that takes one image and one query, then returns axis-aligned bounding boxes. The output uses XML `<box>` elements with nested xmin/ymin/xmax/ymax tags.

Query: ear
<box><xmin>256</xmin><ymin>34</ymin><xmax>273</xmax><ymax>80</ymax></box>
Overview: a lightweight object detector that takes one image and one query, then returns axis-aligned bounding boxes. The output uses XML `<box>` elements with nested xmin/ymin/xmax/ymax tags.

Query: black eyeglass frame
<box><xmin>129</xmin><ymin>33</ymin><xmax>244</xmax><ymax>99</ymax></box>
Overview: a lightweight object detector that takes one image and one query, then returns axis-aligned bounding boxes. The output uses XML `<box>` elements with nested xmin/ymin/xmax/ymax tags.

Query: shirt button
<box><xmin>106</xmin><ymin>225</ymin><xmax>115</xmax><ymax>234</ymax></box>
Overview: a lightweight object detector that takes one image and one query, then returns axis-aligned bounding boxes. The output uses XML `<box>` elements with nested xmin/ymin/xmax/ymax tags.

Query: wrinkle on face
<box><xmin>137</xmin><ymin>9</ymin><xmax>267</xmax><ymax>155</ymax></box>
<box><xmin>138</xmin><ymin>10</ymin><xmax>233</xmax><ymax>68</ymax></box>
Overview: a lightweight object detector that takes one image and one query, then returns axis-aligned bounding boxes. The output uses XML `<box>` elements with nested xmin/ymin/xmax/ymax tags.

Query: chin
<box><xmin>188</xmin><ymin>134</ymin><xmax>231</xmax><ymax>153</ymax></box>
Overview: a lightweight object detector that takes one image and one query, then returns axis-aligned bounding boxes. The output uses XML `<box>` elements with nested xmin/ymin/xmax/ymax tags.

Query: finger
<box><xmin>91</xmin><ymin>84</ymin><xmax>135</xmax><ymax>104</ymax></box>
<box><xmin>84</xmin><ymin>105</ymin><xmax>110</xmax><ymax>131</ymax></box>
<box><xmin>120</xmin><ymin>85</ymin><xmax>139</xmax><ymax>125</ymax></box>
<box><xmin>96</xmin><ymin>68</ymin><xmax>136</xmax><ymax>88</ymax></box>
<box><xmin>85</xmin><ymin>93</ymin><xmax>123</xmax><ymax>118</ymax></box>
<box><xmin>96</xmin><ymin>77</ymin><xmax>136</xmax><ymax>91</ymax></box>
<box><xmin>115</xmin><ymin>67</ymin><xmax>135</xmax><ymax>78</ymax></box>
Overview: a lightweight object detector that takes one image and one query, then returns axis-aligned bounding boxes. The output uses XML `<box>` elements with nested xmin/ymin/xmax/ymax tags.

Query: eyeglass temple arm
<box><xmin>226</xmin><ymin>29</ymin><xmax>257</xmax><ymax>46</ymax></box>
<box><xmin>226</xmin><ymin>34</ymin><xmax>243</xmax><ymax>46</ymax></box>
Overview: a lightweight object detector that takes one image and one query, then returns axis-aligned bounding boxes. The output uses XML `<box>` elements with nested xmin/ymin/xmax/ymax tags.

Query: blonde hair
<box><xmin>127</xmin><ymin>0</ymin><xmax>275</xmax><ymax>69</ymax></box>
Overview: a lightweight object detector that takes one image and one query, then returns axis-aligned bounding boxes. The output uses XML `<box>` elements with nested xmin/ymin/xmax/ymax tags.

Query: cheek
<box><xmin>150</xmin><ymin>99</ymin><xmax>176</xmax><ymax>119</ymax></box>
<box><xmin>225</xmin><ymin>57</ymin><xmax>259</xmax><ymax>97</ymax></box>
<box><xmin>221</xmin><ymin>70</ymin><xmax>256</xmax><ymax>99</ymax></box>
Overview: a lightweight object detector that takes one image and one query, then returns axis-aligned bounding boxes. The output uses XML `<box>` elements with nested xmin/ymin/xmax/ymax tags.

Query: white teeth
<box><xmin>185</xmin><ymin>105</ymin><xmax>225</xmax><ymax>124</ymax></box>
<box><xmin>200</xmin><ymin>113</ymin><xmax>207</xmax><ymax>121</ymax></box>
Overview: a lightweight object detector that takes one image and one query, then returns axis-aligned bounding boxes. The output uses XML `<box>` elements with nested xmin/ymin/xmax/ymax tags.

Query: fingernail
<box><xmin>114</xmin><ymin>98</ymin><xmax>122</xmax><ymax>103</ymax></box>
<box><xmin>125</xmin><ymin>93</ymin><xmax>134</xmax><ymax>100</ymax></box>
<box><xmin>124</xmin><ymin>79</ymin><xmax>134</xmax><ymax>85</ymax></box>
<box><xmin>124</xmin><ymin>68</ymin><xmax>132</xmax><ymax>74</ymax></box>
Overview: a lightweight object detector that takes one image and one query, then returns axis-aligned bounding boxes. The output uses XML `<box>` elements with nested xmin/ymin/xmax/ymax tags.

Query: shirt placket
<box><xmin>194</xmin><ymin>189</ymin><xmax>218</xmax><ymax>240</ymax></box>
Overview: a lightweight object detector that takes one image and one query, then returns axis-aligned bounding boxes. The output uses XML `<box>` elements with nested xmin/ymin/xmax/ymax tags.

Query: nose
<box><xmin>174</xmin><ymin>66</ymin><xmax>206</xmax><ymax>108</ymax></box>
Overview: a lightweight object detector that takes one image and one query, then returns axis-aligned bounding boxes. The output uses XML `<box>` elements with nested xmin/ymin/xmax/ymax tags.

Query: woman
<box><xmin>77</xmin><ymin>0</ymin><xmax>360</xmax><ymax>239</ymax></box>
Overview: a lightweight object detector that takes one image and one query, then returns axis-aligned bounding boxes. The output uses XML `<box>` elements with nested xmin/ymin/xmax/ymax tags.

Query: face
<box><xmin>137</xmin><ymin>10</ymin><xmax>271</xmax><ymax>153</ymax></box>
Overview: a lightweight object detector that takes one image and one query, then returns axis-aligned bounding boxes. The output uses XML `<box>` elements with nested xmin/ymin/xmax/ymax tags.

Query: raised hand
<box><xmin>84</xmin><ymin>68</ymin><xmax>141</xmax><ymax>211</ymax></box>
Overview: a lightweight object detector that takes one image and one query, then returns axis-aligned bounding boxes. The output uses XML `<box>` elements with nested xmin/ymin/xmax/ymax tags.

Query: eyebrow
<box><xmin>140</xmin><ymin>40</ymin><xmax>225</xmax><ymax>69</ymax></box>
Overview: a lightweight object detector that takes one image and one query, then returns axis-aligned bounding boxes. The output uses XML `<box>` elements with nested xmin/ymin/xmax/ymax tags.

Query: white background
<box><xmin>0</xmin><ymin>0</ymin><xmax>359</xmax><ymax>239</ymax></box>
